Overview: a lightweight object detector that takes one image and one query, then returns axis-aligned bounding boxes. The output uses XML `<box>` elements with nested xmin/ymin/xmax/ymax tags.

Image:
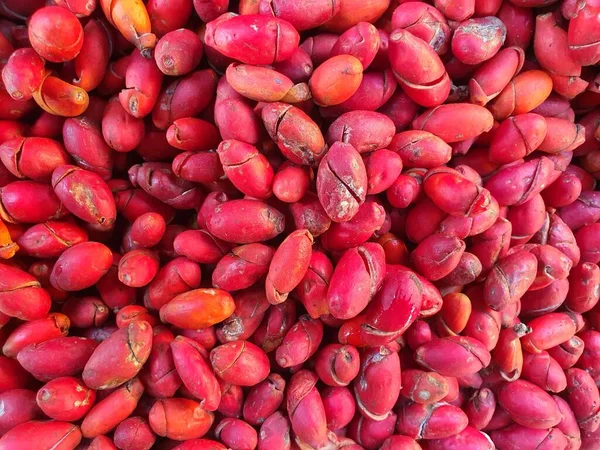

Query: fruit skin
<box><xmin>415</xmin><ymin>336</ymin><xmax>491</xmax><ymax>377</ymax></box>
<box><xmin>262</xmin><ymin>102</ymin><xmax>326</xmax><ymax>166</ymax></box>
<box><xmin>322</xmin><ymin>200</ymin><xmax>387</xmax><ymax>250</ymax></box>
<box><xmin>94</xmin><ymin>254</ymin><xmax>135</xmax><ymax>311</ymax></box>
<box><xmin>17</xmin><ymin>221</ymin><xmax>88</xmax><ymax>259</ymax></box>
<box><xmin>489</xmin><ymin>114</ymin><xmax>548</xmax><ymax>165</ymax></box>
<box><xmin>316</xmin><ymin>142</ymin><xmax>367</xmax><ymax>223</ymax></box>
<box><xmin>225</xmin><ymin>63</ymin><xmax>295</xmax><ymax>103</ymax></box>
<box><xmin>469</xmin><ymin>46</ymin><xmax>525</xmax><ymax>106</ymax></box>
<box><xmin>214</xmin><ymin>77</ymin><xmax>261</xmax><ymax>145</ymax></box>
<box><xmin>172</xmin><ymin>230</ymin><xmax>230</xmax><ymax>266</ymax></box>
<box><xmin>314</xmin><ymin>344</ymin><xmax>360</xmax><ymax>387</ymax></box>
<box><xmin>490</xmin><ymin>425</ymin><xmax>568</xmax><ymax>450</ymax></box>
<box><xmin>354</xmin><ymin>345</ymin><xmax>402</xmax><ymax>421</ymax></box>
<box><xmin>576</xmin><ymin>223</ymin><xmax>600</xmax><ymax>265</ymax></box>
<box><xmin>73</xmin><ymin>18</ymin><xmax>111</xmax><ymax>92</ymax></box>
<box><xmin>362</xmin><ymin>266</ymin><xmax>423</xmax><ymax>335</ymax></box>
<box><xmin>0</xmin><ymin>121</ymin><xmax>26</xmax><ymax>148</ymax></box>
<box><xmin>541</xmin><ymin>171</ymin><xmax>583</xmax><ymax>209</ymax></box>
<box><xmin>566</xmin><ymin>263</ymin><xmax>600</xmax><ymax>313</ymax></box>
<box><xmin>464</xmin><ymin>388</ymin><xmax>496</xmax><ymax>431</ymax></box>
<box><xmin>265</xmin><ymin>229</ymin><xmax>313</xmax><ymax>305</ymax></box>
<box><xmin>565</xmin><ymin>368</ymin><xmax>600</xmax><ymax>432</ymax></box>
<box><xmin>206</xmin><ymin>199</ymin><xmax>286</xmax><ymax>244</ymax></box>
<box><xmin>488</xmin><ymin>70</ymin><xmax>554</xmax><ymax>120</ymax></box>
<box><xmin>51</xmin><ymin>165</ymin><xmax>116</xmax><ymax>228</ymax></box>
<box><xmin>322</xmin><ymin>0</ymin><xmax>390</xmax><ymax>33</ymax></box>
<box><xmin>257</xmin><ymin>412</ymin><xmax>291</xmax><ymax>450</ymax></box>
<box><xmin>119</xmin><ymin>49</ymin><xmax>164</xmax><ymax>119</ymax></box>
<box><xmin>538</xmin><ymin>118</ymin><xmax>586</xmax><ymax>154</ymax></box>
<box><xmin>0</xmin><ymin>263</ymin><xmax>52</xmax><ymax>321</ymax></box>
<box><xmin>81</xmin><ymin>378</ymin><xmax>145</xmax><ymax>438</ymax></box>
<box><xmin>217</xmin><ymin>139</ymin><xmax>274</xmax><ymax>199</ymax></box>
<box><xmin>28</xmin><ymin>6</ymin><xmax>84</xmax><ymax>62</ymax></box>
<box><xmin>217</xmin><ymin>287</ymin><xmax>270</xmax><ymax>344</ymax></box>
<box><xmin>411</xmin><ymin>234</ymin><xmax>466</xmax><ymax>281</ymax></box>
<box><xmin>212</xmin><ymin>244</ymin><xmax>274</xmax><ymax>292</ymax></box>
<box><xmin>148</xmin><ymin>398</ymin><xmax>214</xmax><ymax>440</ymax></box>
<box><xmin>1</xmin><ymin>48</ymin><xmax>46</xmax><ymax>101</ymax></box>
<box><xmin>567</xmin><ymin>0</ymin><xmax>600</xmax><ymax>66</ymax></box>
<box><xmin>172</xmin><ymin>151</ymin><xmax>223</xmax><ymax>186</ymax></box>
<box><xmin>210</xmin><ymin>340</ymin><xmax>270</xmax><ymax>386</ymax></box>
<box><xmin>413</xmin><ymin>104</ymin><xmax>494</xmax><ymax>143</ymax></box>
<box><xmin>118</xmin><ymin>249</ymin><xmax>160</xmax><ymax>287</ymax></box>
<box><xmin>390</xmin><ymin>131</ymin><xmax>451</xmax><ymax>169</ymax></box>
<box><xmin>258</xmin><ymin>0</ymin><xmax>340</xmax><ymax>31</ymax></box>
<box><xmin>16</xmin><ymin>337</ymin><xmax>98</xmax><ymax>382</ymax></box>
<box><xmin>381</xmin><ymin>435</ymin><xmax>423</xmax><ymax>450</ymax></box>
<box><xmin>0</xmin><ymin>389</ymin><xmax>41</xmax><ymax>435</ymax></box>
<box><xmin>330</xmin><ymin>22</ymin><xmax>380</xmax><ymax>69</ymax></box>
<box><xmin>217</xmin><ymin>380</ymin><xmax>243</xmax><ymax>419</ymax></box>
<box><xmin>0</xmin><ymin>181</ymin><xmax>68</xmax><ymax>224</ymax></box>
<box><xmin>215</xmin><ymin>417</ymin><xmax>258</xmax><ymax>450</ymax></box>
<box><xmin>129</xmin><ymin>212</ymin><xmax>166</xmax><ymax>249</ymax></box>
<box><xmin>172</xmin><ymin>439</ymin><xmax>227</xmax><ymax>450</ymax></box>
<box><xmin>521</xmin><ymin>311</ymin><xmax>583</xmax><ymax>354</ymax></box>
<box><xmin>113</xmin><ymin>416</ymin><xmax>156</xmax><ymax>450</ymax></box>
<box><xmin>320</xmin><ymin>68</ymin><xmax>397</xmax><ymax>117</ymax></box>
<box><xmin>204</xmin><ymin>14</ymin><xmax>300</xmax><ymax>65</ymax></box>
<box><xmin>391</xmin><ymin>2</ymin><xmax>451</xmax><ymax>55</ymax></box>
<box><xmin>159</xmin><ymin>288</ymin><xmax>235</xmax><ymax>330</ymax></box>
<box><xmin>50</xmin><ymin>242</ymin><xmax>113</xmax><ymax>291</ymax></box>
<box><xmin>242</xmin><ymin>373</ymin><xmax>286</xmax><ymax>426</ymax></box>
<box><xmin>483</xmin><ymin>250</ymin><xmax>538</xmax><ymax>311</ymax></box>
<box><xmin>100</xmin><ymin>0</ymin><xmax>157</xmax><ymax>56</ymax></box>
<box><xmin>36</xmin><ymin>377</ymin><xmax>96</xmax><ymax>421</ymax></box>
<box><xmin>33</xmin><ymin>73</ymin><xmax>90</xmax><ymax>117</ymax></box>
<box><xmin>166</xmin><ymin>118</ymin><xmax>221</xmax><ymax>152</ymax></box>
<box><xmin>155</xmin><ymin>28</ymin><xmax>203</xmax><ymax>76</ymax></box>
<box><xmin>347</xmin><ymin>412</ymin><xmax>397</xmax><ymax>449</ymax></box>
<box><xmin>485</xmin><ymin>157</ymin><xmax>555</xmax><ymax>206</ymax></box>
<box><xmin>128</xmin><ymin>162</ymin><xmax>204</xmax><ymax>210</ymax></box>
<box><xmin>171</xmin><ymin>335</ymin><xmax>221</xmax><ymax>412</ymax></box>
<box><xmin>82</xmin><ymin>320</ymin><xmax>153</xmax><ymax>390</ymax></box>
<box><xmin>2</xmin><ymin>313</ymin><xmax>70</xmax><ymax>358</ymax></box>
<box><xmin>309</xmin><ymin>55</ymin><xmax>364</xmax><ymax>106</ymax></box>
<box><xmin>401</xmin><ymin>369</ymin><xmax>450</xmax><ymax>405</ymax></box>
<box><xmin>438</xmin><ymin>253</ymin><xmax>482</xmax><ymax>287</ymax></box>
<box><xmin>498</xmin><ymin>379</ymin><xmax>562</xmax><ymax>429</ymax></box>
<box><xmin>327</xmin><ymin>243</ymin><xmax>386</xmax><ymax>320</ymax></box>
<box><xmin>101</xmin><ymin>97</ymin><xmax>145</xmax><ymax>152</ymax></box>
<box><xmin>427</xmin><ymin>426</ymin><xmax>494</xmax><ymax>450</ymax></box>
<box><xmin>144</xmin><ymin>257</ymin><xmax>202</xmax><ymax>311</ymax></box>
<box><xmin>451</xmin><ymin>16</ymin><xmax>507</xmax><ymax>65</ymax></box>
<box><xmin>521</xmin><ymin>351</ymin><xmax>567</xmax><ymax>393</ymax></box>
<box><xmin>147</xmin><ymin>0</ymin><xmax>193</xmax><ymax>36</ymax></box>
<box><xmin>397</xmin><ymin>402</ymin><xmax>469</xmax><ymax>440</ymax></box>
<box><xmin>275</xmin><ymin>315</ymin><xmax>323</xmax><ymax>368</ymax></box>
<box><xmin>86</xmin><ymin>435</ymin><xmax>118</xmax><ymax>450</ymax></box>
<box><xmin>154</xmin><ymin>69</ymin><xmax>218</xmax><ymax>131</ymax></box>
<box><xmin>0</xmin><ymin>421</ymin><xmax>83</xmax><ymax>450</ymax></box>
<box><xmin>138</xmin><ymin>326</ymin><xmax>182</xmax><ymax>399</ymax></box>
<box><xmin>389</xmin><ymin>29</ymin><xmax>450</xmax><ymax>107</ymax></box>
<box><xmin>286</xmin><ymin>370</ymin><xmax>332</xmax><ymax>449</ymax></box>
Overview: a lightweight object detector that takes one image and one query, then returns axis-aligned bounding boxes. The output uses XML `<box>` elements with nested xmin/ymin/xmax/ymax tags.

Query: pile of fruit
<box><xmin>0</xmin><ymin>0</ymin><xmax>599</xmax><ymax>449</ymax></box>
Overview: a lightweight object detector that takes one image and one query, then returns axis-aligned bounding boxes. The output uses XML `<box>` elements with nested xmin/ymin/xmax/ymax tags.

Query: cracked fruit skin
<box><xmin>316</xmin><ymin>142</ymin><xmax>367</xmax><ymax>223</ymax></box>
<box><xmin>82</xmin><ymin>320</ymin><xmax>153</xmax><ymax>390</ymax></box>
